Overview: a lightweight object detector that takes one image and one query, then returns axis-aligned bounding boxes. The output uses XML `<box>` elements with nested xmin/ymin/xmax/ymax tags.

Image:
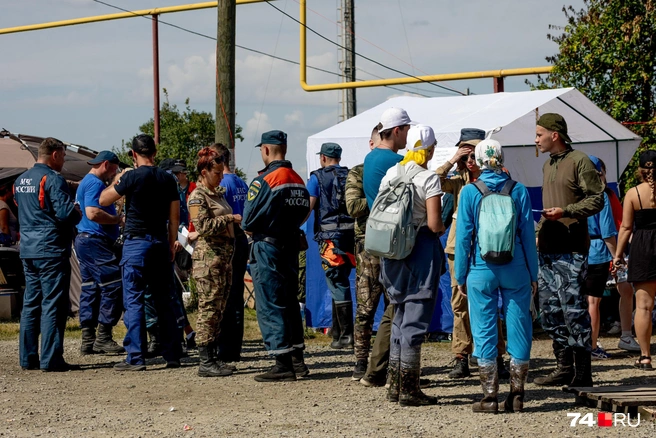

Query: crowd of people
<box><xmin>5</xmin><ymin>107</ymin><xmax>656</xmax><ymax>413</ymax></box>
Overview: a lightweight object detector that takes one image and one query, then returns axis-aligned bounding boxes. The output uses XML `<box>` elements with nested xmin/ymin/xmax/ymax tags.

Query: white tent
<box><xmin>306</xmin><ymin>88</ymin><xmax>642</xmax><ymax>190</ymax></box>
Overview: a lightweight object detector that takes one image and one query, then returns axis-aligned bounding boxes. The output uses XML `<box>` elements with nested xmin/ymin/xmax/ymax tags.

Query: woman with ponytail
<box><xmin>615</xmin><ymin>150</ymin><xmax>656</xmax><ymax>370</ymax></box>
<box><xmin>379</xmin><ymin>124</ymin><xmax>445</xmax><ymax>406</ymax></box>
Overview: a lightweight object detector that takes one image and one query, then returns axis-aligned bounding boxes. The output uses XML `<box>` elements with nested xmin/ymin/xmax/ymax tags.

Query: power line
<box><xmin>265</xmin><ymin>0</ymin><xmax>466</xmax><ymax>96</ymax></box>
<box><xmin>91</xmin><ymin>0</ymin><xmax>441</xmax><ymax>99</ymax></box>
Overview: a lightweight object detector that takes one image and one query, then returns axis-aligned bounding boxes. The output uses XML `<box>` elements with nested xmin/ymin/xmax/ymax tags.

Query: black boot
<box><xmin>504</xmin><ymin>360</ymin><xmax>529</xmax><ymax>413</ymax></box>
<box><xmin>330</xmin><ymin>300</ymin><xmax>342</xmax><ymax>349</ymax></box>
<box><xmin>146</xmin><ymin>329</ymin><xmax>161</xmax><ymax>359</ymax></box>
<box><xmin>386</xmin><ymin>357</ymin><xmax>400</xmax><ymax>402</ymax></box>
<box><xmin>209</xmin><ymin>343</ymin><xmax>237</xmax><ymax>372</ymax></box>
<box><xmin>472</xmin><ymin>360</ymin><xmax>499</xmax><ymax>413</ymax></box>
<box><xmin>399</xmin><ymin>350</ymin><xmax>437</xmax><ymax>407</ymax></box>
<box><xmin>198</xmin><ymin>345</ymin><xmax>232</xmax><ymax>377</ymax></box>
<box><xmin>448</xmin><ymin>354</ymin><xmax>470</xmax><ymax>379</ymax></box>
<box><xmin>533</xmin><ymin>343</ymin><xmax>574</xmax><ymax>386</ymax></box>
<box><xmin>93</xmin><ymin>323</ymin><xmax>125</xmax><ymax>354</ymax></box>
<box><xmin>291</xmin><ymin>349</ymin><xmax>310</xmax><ymax>377</ymax></box>
<box><xmin>569</xmin><ymin>347</ymin><xmax>593</xmax><ymax>387</ymax></box>
<box><xmin>80</xmin><ymin>327</ymin><xmax>97</xmax><ymax>355</ymax></box>
<box><xmin>254</xmin><ymin>353</ymin><xmax>296</xmax><ymax>382</ymax></box>
<box><xmin>335</xmin><ymin>302</ymin><xmax>354</xmax><ymax>349</ymax></box>
<box><xmin>497</xmin><ymin>356</ymin><xmax>510</xmax><ymax>380</ymax></box>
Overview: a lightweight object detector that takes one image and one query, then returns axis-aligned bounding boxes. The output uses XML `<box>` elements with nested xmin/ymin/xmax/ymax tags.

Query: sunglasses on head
<box><xmin>460</xmin><ymin>153</ymin><xmax>476</xmax><ymax>162</ymax></box>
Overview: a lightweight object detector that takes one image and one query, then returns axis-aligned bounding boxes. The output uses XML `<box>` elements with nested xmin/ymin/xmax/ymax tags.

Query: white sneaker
<box><xmin>618</xmin><ymin>336</ymin><xmax>641</xmax><ymax>352</ymax></box>
<box><xmin>607</xmin><ymin>321</ymin><xmax>621</xmax><ymax>335</ymax></box>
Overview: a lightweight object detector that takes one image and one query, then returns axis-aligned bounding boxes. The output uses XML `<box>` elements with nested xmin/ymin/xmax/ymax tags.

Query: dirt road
<box><xmin>0</xmin><ymin>322</ymin><xmax>654</xmax><ymax>437</ymax></box>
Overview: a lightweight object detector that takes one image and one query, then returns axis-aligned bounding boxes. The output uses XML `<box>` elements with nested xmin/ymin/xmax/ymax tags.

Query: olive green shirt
<box><xmin>536</xmin><ymin>147</ymin><xmax>604</xmax><ymax>254</ymax></box>
<box><xmin>345</xmin><ymin>164</ymin><xmax>368</xmax><ymax>240</ymax></box>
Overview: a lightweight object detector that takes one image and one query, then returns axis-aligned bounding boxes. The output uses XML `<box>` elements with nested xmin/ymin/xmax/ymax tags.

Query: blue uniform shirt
<box><xmin>363</xmin><ymin>148</ymin><xmax>402</xmax><ymax>208</ymax></box>
<box><xmin>242</xmin><ymin>160</ymin><xmax>309</xmax><ymax>238</ymax></box>
<box><xmin>76</xmin><ymin>173</ymin><xmax>119</xmax><ymax>241</ymax></box>
<box><xmin>220</xmin><ymin>173</ymin><xmax>249</xmax><ymax>217</ymax></box>
<box><xmin>306</xmin><ymin>174</ymin><xmax>320</xmax><ymax>198</ymax></box>
<box><xmin>587</xmin><ymin>191</ymin><xmax>616</xmax><ymax>265</ymax></box>
<box><xmin>14</xmin><ymin>163</ymin><xmax>80</xmax><ymax>259</ymax></box>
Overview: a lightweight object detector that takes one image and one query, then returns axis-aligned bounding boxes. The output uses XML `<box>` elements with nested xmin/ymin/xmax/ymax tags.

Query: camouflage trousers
<box><xmin>538</xmin><ymin>253</ymin><xmax>592</xmax><ymax>351</ymax></box>
<box><xmin>354</xmin><ymin>238</ymin><xmax>388</xmax><ymax>361</ymax></box>
<box><xmin>298</xmin><ymin>250</ymin><xmax>306</xmax><ymax>304</ymax></box>
<box><xmin>193</xmin><ymin>243</ymin><xmax>234</xmax><ymax>347</ymax></box>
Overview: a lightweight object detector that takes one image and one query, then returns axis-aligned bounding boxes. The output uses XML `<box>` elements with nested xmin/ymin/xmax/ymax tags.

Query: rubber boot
<box><xmin>198</xmin><ymin>345</ymin><xmax>232</xmax><ymax>377</ymax></box>
<box><xmin>503</xmin><ymin>359</ymin><xmax>529</xmax><ymax>413</ymax></box>
<box><xmin>472</xmin><ymin>360</ymin><xmax>499</xmax><ymax>413</ymax></box>
<box><xmin>254</xmin><ymin>352</ymin><xmax>296</xmax><ymax>382</ymax></box>
<box><xmin>80</xmin><ymin>327</ymin><xmax>97</xmax><ymax>355</ymax></box>
<box><xmin>335</xmin><ymin>302</ymin><xmax>354</xmax><ymax>349</ymax></box>
<box><xmin>386</xmin><ymin>356</ymin><xmax>400</xmax><ymax>402</ymax></box>
<box><xmin>146</xmin><ymin>328</ymin><xmax>161</xmax><ymax>359</ymax></box>
<box><xmin>291</xmin><ymin>348</ymin><xmax>310</xmax><ymax>377</ymax></box>
<box><xmin>533</xmin><ymin>343</ymin><xmax>574</xmax><ymax>386</ymax></box>
<box><xmin>330</xmin><ymin>300</ymin><xmax>342</xmax><ymax>349</ymax></box>
<box><xmin>399</xmin><ymin>345</ymin><xmax>437</xmax><ymax>407</ymax></box>
<box><xmin>570</xmin><ymin>347</ymin><xmax>593</xmax><ymax>388</ymax></box>
<box><xmin>93</xmin><ymin>323</ymin><xmax>125</xmax><ymax>354</ymax></box>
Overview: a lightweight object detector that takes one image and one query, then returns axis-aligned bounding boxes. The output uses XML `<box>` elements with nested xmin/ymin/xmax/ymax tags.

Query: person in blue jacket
<box><xmin>14</xmin><ymin>137</ymin><xmax>82</xmax><ymax>372</ymax></box>
<box><xmin>455</xmin><ymin>139</ymin><xmax>538</xmax><ymax>414</ymax></box>
<box><xmin>242</xmin><ymin>130</ymin><xmax>310</xmax><ymax>382</ymax></box>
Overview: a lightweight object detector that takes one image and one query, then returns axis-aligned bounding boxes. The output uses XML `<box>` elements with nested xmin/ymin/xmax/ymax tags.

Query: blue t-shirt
<box><xmin>363</xmin><ymin>148</ymin><xmax>403</xmax><ymax>208</ymax></box>
<box><xmin>76</xmin><ymin>173</ymin><xmax>119</xmax><ymax>240</ymax></box>
<box><xmin>307</xmin><ymin>174</ymin><xmax>320</xmax><ymax>198</ymax></box>
<box><xmin>220</xmin><ymin>173</ymin><xmax>249</xmax><ymax>216</ymax></box>
<box><xmin>587</xmin><ymin>191</ymin><xmax>617</xmax><ymax>265</ymax></box>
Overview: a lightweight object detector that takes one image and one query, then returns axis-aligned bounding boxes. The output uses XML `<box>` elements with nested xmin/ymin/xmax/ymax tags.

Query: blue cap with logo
<box><xmin>256</xmin><ymin>130</ymin><xmax>287</xmax><ymax>148</ymax></box>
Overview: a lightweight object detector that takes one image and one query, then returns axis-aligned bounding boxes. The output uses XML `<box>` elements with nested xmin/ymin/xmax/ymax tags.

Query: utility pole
<box><xmin>343</xmin><ymin>0</ymin><xmax>356</xmax><ymax>119</ymax></box>
<box><xmin>216</xmin><ymin>0</ymin><xmax>236</xmax><ymax>169</ymax></box>
<box><xmin>152</xmin><ymin>14</ymin><xmax>160</xmax><ymax>144</ymax></box>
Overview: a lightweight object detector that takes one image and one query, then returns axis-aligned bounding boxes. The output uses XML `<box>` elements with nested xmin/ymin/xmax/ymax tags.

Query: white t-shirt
<box><xmin>379</xmin><ymin>161</ymin><xmax>443</xmax><ymax>228</ymax></box>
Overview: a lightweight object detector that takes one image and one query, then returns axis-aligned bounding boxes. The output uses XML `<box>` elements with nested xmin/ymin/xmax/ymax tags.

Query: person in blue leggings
<box><xmin>455</xmin><ymin>139</ymin><xmax>538</xmax><ymax>414</ymax></box>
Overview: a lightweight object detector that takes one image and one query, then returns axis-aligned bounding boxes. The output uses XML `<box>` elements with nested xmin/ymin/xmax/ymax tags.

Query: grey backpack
<box><xmin>365</xmin><ymin>164</ymin><xmax>424</xmax><ymax>260</ymax></box>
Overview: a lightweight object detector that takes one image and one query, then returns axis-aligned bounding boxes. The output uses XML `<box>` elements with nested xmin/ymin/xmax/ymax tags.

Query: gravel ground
<box><xmin>0</xmin><ymin>326</ymin><xmax>654</xmax><ymax>437</ymax></box>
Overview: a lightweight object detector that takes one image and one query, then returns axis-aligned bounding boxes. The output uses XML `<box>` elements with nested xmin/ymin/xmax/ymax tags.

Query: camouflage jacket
<box><xmin>188</xmin><ymin>183</ymin><xmax>235</xmax><ymax>251</ymax></box>
<box><xmin>345</xmin><ymin>164</ymin><xmax>368</xmax><ymax>239</ymax></box>
<box><xmin>435</xmin><ymin>161</ymin><xmax>471</xmax><ymax>255</ymax></box>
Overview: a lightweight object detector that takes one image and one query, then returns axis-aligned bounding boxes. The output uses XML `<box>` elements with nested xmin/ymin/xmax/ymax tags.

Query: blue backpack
<box><xmin>473</xmin><ymin>179</ymin><xmax>517</xmax><ymax>264</ymax></box>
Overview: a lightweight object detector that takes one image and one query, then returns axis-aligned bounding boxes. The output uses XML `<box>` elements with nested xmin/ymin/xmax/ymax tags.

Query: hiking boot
<box><xmin>472</xmin><ymin>361</ymin><xmax>498</xmax><ymax>413</ymax></box>
<box><xmin>469</xmin><ymin>355</ymin><xmax>478</xmax><ymax>367</ymax></box>
<box><xmin>198</xmin><ymin>346</ymin><xmax>232</xmax><ymax>377</ymax></box>
<box><xmin>254</xmin><ymin>353</ymin><xmax>296</xmax><ymax>382</ymax></box>
<box><xmin>291</xmin><ymin>349</ymin><xmax>310</xmax><ymax>378</ymax></box>
<box><xmin>335</xmin><ymin>302</ymin><xmax>354</xmax><ymax>349</ymax></box>
<box><xmin>387</xmin><ymin>358</ymin><xmax>400</xmax><ymax>402</ymax></box>
<box><xmin>448</xmin><ymin>354</ymin><xmax>470</xmax><ymax>379</ymax></box>
<box><xmin>330</xmin><ymin>300</ymin><xmax>342</xmax><ymax>349</ymax></box>
<box><xmin>533</xmin><ymin>345</ymin><xmax>574</xmax><ymax>386</ymax></box>
<box><xmin>497</xmin><ymin>356</ymin><xmax>510</xmax><ymax>379</ymax></box>
<box><xmin>80</xmin><ymin>327</ymin><xmax>97</xmax><ymax>355</ymax></box>
<box><xmin>146</xmin><ymin>329</ymin><xmax>161</xmax><ymax>359</ymax></box>
<box><xmin>503</xmin><ymin>360</ymin><xmax>529</xmax><ymax>413</ymax></box>
<box><xmin>113</xmin><ymin>360</ymin><xmax>146</xmax><ymax>372</ymax></box>
<box><xmin>93</xmin><ymin>323</ymin><xmax>125</xmax><ymax>354</ymax></box>
<box><xmin>569</xmin><ymin>347</ymin><xmax>593</xmax><ymax>388</ymax></box>
<box><xmin>352</xmin><ymin>359</ymin><xmax>368</xmax><ymax>381</ymax></box>
<box><xmin>399</xmin><ymin>365</ymin><xmax>437</xmax><ymax>406</ymax></box>
<box><xmin>360</xmin><ymin>372</ymin><xmax>386</xmax><ymax>387</ymax></box>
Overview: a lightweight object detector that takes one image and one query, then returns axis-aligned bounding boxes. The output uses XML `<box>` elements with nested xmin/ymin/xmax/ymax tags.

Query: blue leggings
<box><xmin>466</xmin><ymin>264</ymin><xmax>533</xmax><ymax>362</ymax></box>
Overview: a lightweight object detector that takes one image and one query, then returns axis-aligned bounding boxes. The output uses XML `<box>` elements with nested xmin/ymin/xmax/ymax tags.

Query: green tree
<box><xmin>114</xmin><ymin>90</ymin><xmax>245</xmax><ymax>179</ymax></box>
<box><xmin>529</xmin><ymin>0</ymin><xmax>656</xmax><ymax>195</ymax></box>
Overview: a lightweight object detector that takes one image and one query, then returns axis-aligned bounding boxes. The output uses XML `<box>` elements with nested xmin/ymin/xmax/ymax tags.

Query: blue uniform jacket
<box><xmin>242</xmin><ymin>160</ymin><xmax>310</xmax><ymax>238</ymax></box>
<box><xmin>454</xmin><ymin>170</ymin><xmax>539</xmax><ymax>285</ymax></box>
<box><xmin>14</xmin><ymin>163</ymin><xmax>81</xmax><ymax>259</ymax></box>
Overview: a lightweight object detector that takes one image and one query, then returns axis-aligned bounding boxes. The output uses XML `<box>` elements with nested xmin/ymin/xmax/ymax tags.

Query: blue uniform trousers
<box><xmin>217</xmin><ymin>232</ymin><xmax>248</xmax><ymax>361</ymax></box>
<box><xmin>144</xmin><ymin>270</ymin><xmax>189</xmax><ymax>331</ymax></box>
<box><xmin>121</xmin><ymin>236</ymin><xmax>179</xmax><ymax>365</ymax></box>
<box><xmin>75</xmin><ymin>234</ymin><xmax>122</xmax><ymax>328</ymax></box>
<box><xmin>466</xmin><ymin>262</ymin><xmax>533</xmax><ymax>362</ymax></box>
<box><xmin>250</xmin><ymin>240</ymin><xmax>304</xmax><ymax>355</ymax></box>
<box><xmin>324</xmin><ymin>264</ymin><xmax>353</xmax><ymax>303</ymax></box>
<box><xmin>20</xmin><ymin>257</ymin><xmax>71</xmax><ymax>369</ymax></box>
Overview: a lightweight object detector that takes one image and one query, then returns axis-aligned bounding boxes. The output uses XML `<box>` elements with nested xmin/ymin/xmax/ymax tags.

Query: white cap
<box><xmin>406</xmin><ymin>124</ymin><xmax>436</xmax><ymax>151</ymax></box>
<box><xmin>379</xmin><ymin>107</ymin><xmax>416</xmax><ymax>132</ymax></box>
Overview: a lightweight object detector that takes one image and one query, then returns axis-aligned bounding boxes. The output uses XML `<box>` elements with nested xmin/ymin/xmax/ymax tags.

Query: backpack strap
<box><xmin>473</xmin><ymin>179</ymin><xmax>491</xmax><ymax>196</ymax></box>
<box><xmin>500</xmin><ymin>179</ymin><xmax>517</xmax><ymax>196</ymax></box>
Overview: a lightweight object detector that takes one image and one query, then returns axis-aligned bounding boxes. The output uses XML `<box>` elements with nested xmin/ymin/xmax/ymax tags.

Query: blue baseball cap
<box><xmin>88</xmin><ymin>150</ymin><xmax>120</xmax><ymax>165</ymax></box>
<box><xmin>256</xmin><ymin>130</ymin><xmax>287</xmax><ymax>148</ymax></box>
<box><xmin>456</xmin><ymin>128</ymin><xmax>486</xmax><ymax>147</ymax></box>
<box><xmin>318</xmin><ymin>142</ymin><xmax>342</xmax><ymax>158</ymax></box>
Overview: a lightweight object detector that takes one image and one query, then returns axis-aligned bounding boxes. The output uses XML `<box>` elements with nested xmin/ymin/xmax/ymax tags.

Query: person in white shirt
<box><xmin>378</xmin><ymin>124</ymin><xmax>445</xmax><ymax>407</ymax></box>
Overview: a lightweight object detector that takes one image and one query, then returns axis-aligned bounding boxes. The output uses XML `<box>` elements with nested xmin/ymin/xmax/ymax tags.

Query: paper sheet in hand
<box><xmin>178</xmin><ymin>227</ymin><xmax>194</xmax><ymax>255</ymax></box>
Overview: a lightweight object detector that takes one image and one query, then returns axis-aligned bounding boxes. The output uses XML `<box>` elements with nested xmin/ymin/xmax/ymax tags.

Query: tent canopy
<box><xmin>306</xmin><ymin>88</ymin><xmax>642</xmax><ymax>188</ymax></box>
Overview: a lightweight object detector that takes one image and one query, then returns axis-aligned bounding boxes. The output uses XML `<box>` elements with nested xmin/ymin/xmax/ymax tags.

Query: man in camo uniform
<box><xmin>346</xmin><ymin>124</ymin><xmax>388</xmax><ymax>382</ymax></box>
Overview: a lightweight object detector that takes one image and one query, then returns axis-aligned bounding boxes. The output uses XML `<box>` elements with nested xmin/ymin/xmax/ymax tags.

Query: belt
<box><xmin>252</xmin><ymin>233</ymin><xmax>292</xmax><ymax>249</ymax></box>
<box><xmin>78</xmin><ymin>232</ymin><xmax>112</xmax><ymax>242</ymax></box>
<box><xmin>125</xmin><ymin>234</ymin><xmax>166</xmax><ymax>241</ymax></box>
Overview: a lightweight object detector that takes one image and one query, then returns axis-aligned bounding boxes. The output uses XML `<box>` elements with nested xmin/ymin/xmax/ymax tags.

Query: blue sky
<box><xmin>1</xmin><ymin>0</ymin><xmax>584</xmax><ymax>179</ymax></box>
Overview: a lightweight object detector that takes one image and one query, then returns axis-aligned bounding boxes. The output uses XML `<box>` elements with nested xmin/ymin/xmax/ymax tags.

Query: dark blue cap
<box><xmin>88</xmin><ymin>150</ymin><xmax>120</xmax><ymax>165</ymax></box>
<box><xmin>318</xmin><ymin>142</ymin><xmax>342</xmax><ymax>159</ymax></box>
<box><xmin>256</xmin><ymin>130</ymin><xmax>287</xmax><ymax>148</ymax></box>
<box><xmin>456</xmin><ymin>128</ymin><xmax>486</xmax><ymax>147</ymax></box>
<box><xmin>588</xmin><ymin>155</ymin><xmax>603</xmax><ymax>172</ymax></box>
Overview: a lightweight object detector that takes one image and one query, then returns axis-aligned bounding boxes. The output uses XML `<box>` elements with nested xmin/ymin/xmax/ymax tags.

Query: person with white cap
<box><xmin>378</xmin><ymin>124</ymin><xmax>445</xmax><ymax>407</ymax></box>
<box><xmin>454</xmin><ymin>139</ymin><xmax>538</xmax><ymax>414</ymax></box>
